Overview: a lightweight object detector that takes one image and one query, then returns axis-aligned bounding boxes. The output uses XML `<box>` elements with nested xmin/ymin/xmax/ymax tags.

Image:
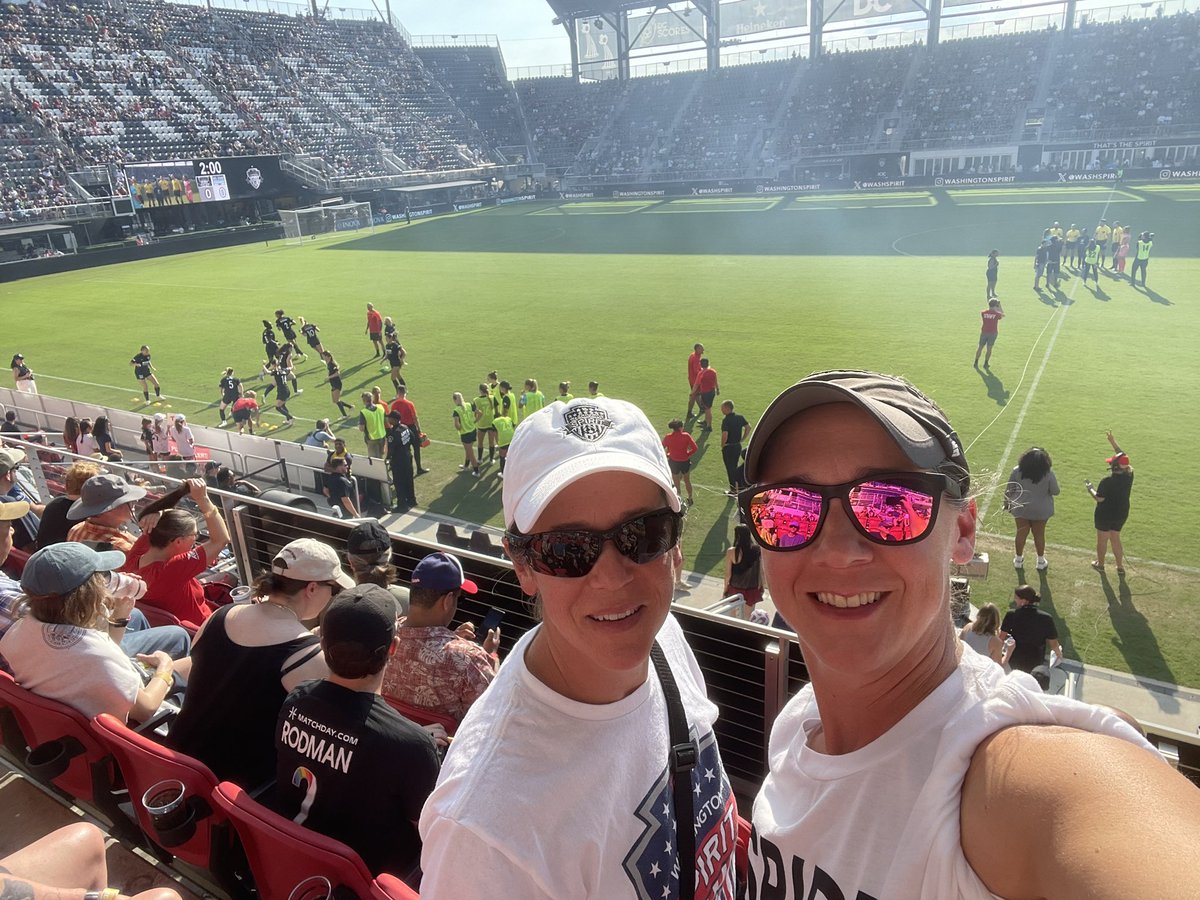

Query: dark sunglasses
<box><xmin>505</xmin><ymin>507</ymin><xmax>683</xmax><ymax>578</ymax></box>
<box><xmin>740</xmin><ymin>472</ymin><xmax>951</xmax><ymax>551</ymax></box>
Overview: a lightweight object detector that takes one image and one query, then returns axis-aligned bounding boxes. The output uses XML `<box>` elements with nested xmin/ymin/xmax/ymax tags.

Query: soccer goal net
<box><xmin>280</xmin><ymin>202</ymin><xmax>375</xmax><ymax>244</ymax></box>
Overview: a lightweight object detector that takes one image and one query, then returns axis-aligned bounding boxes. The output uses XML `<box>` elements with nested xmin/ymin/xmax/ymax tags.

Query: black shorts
<box><xmin>135</xmin><ymin>368</ymin><xmax>152</xmax><ymax>380</ymax></box>
<box><xmin>283</xmin><ymin>329</ymin><xmax>297</xmax><ymax>342</ymax></box>
<box><xmin>328</xmin><ymin>377</ymin><xmax>343</xmax><ymax>391</ymax></box>
<box><xmin>480</xmin><ymin>426</ymin><xmax>497</xmax><ymax>435</ymax></box>
<box><xmin>669</xmin><ymin>458</ymin><xmax>691</xmax><ymax>475</ymax></box>
<box><xmin>232</xmin><ymin>408</ymin><xmax>252</xmax><ymax>422</ymax></box>
<box><xmin>978</xmin><ymin>332</ymin><xmax>998</xmax><ymax>348</ymax></box>
<box><xmin>276</xmin><ymin>386</ymin><xmax>291</xmax><ymax>403</ymax></box>
<box><xmin>698</xmin><ymin>391</ymin><xmax>716</xmax><ymax>411</ymax></box>
<box><xmin>222</xmin><ymin>392</ymin><xmax>239</xmax><ymax>405</ymax></box>
<box><xmin>460</xmin><ymin>431</ymin><xmax>477</xmax><ymax>445</ymax></box>
<box><xmin>306</xmin><ymin>337</ymin><xmax>321</xmax><ymax>348</ymax></box>
<box><xmin>369</xmin><ymin>331</ymin><xmax>382</xmax><ymax>342</ymax></box>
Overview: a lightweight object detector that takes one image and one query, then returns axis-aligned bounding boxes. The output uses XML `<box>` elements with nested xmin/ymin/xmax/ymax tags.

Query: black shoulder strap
<box><xmin>280</xmin><ymin>636</ymin><xmax>322</xmax><ymax>677</ymax></box>
<box><xmin>650</xmin><ymin>639</ymin><xmax>696</xmax><ymax>900</ymax></box>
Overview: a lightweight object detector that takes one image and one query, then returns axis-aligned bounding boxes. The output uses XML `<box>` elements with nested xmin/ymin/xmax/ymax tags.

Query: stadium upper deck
<box><xmin>1</xmin><ymin>0</ymin><xmax>1198</xmax><ymax>217</ymax></box>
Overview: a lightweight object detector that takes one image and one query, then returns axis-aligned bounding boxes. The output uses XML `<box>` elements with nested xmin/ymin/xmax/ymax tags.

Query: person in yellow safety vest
<box><xmin>1083</xmin><ymin>240</ymin><xmax>1101</xmax><ymax>285</ymax></box>
<box><xmin>358</xmin><ymin>391</ymin><xmax>387</xmax><ymax>458</ymax></box>
<box><xmin>1093</xmin><ymin>219</ymin><xmax>1112</xmax><ymax>266</ymax></box>
<box><xmin>451</xmin><ymin>392</ymin><xmax>480</xmax><ymax>477</ymax></box>
<box><xmin>1129</xmin><ymin>232</ymin><xmax>1153</xmax><ymax>287</ymax></box>
<box><xmin>473</xmin><ymin>383</ymin><xmax>497</xmax><ymax>465</ymax></box>
<box><xmin>1108</xmin><ymin>223</ymin><xmax>1124</xmax><ymax>270</ymax></box>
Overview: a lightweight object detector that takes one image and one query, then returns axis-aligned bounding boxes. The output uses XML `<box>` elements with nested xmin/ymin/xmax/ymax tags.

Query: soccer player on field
<box><xmin>1082</xmin><ymin>240</ymin><xmax>1101</xmax><ymax>285</ymax></box>
<box><xmin>275</xmin><ymin>309</ymin><xmax>303</xmax><ymax>358</ymax></box>
<box><xmin>662</xmin><ymin>418</ymin><xmax>698</xmax><ymax>506</ymax></box>
<box><xmin>686</xmin><ymin>342</ymin><xmax>704</xmax><ymax>419</ymax></box>
<box><xmin>365</xmin><ymin>303</ymin><xmax>384</xmax><ymax>358</ymax></box>
<box><xmin>385</xmin><ymin>337</ymin><xmax>407</xmax><ymax>391</ymax></box>
<box><xmin>452</xmin><ymin>392</ymin><xmax>480</xmax><ymax>477</ymax></box>
<box><xmin>321</xmin><ymin>351</ymin><xmax>354</xmax><ymax>418</ymax></box>
<box><xmin>472</xmin><ymin>383</ymin><xmax>497</xmax><ymax>464</ymax></box>
<box><xmin>974</xmin><ymin>299</ymin><xmax>1004</xmax><ymax>369</ymax></box>
<box><xmin>299</xmin><ymin>317</ymin><xmax>324</xmax><ymax>356</ymax></box>
<box><xmin>517</xmin><ymin>379</ymin><xmax>545</xmax><ymax>424</ymax></box>
<box><xmin>261</xmin><ymin>320</ymin><xmax>280</xmax><ymax>363</ymax></box>
<box><xmin>492</xmin><ymin>413</ymin><xmax>515</xmax><ymax>477</ymax></box>
<box><xmin>495</xmin><ymin>381</ymin><xmax>517</xmax><ymax>425</ymax></box>
<box><xmin>556</xmin><ymin>381</ymin><xmax>574</xmax><ymax>403</ymax></box>
<box><xmin>130</xmin><ymin>345</ymin><xmax>161</xmax><ymax>403</ymax></box>
<box><xmin>985</xmin><ymin>250</ymin><xmax>999</xmax><ymax>300</ymax></box>
<box><xmin>1108</xmin><ymin>222</ymin><xmax>1125</xmax><ymax>270</ymax></box>
<box><xmin>217</xmin><ymin>367</ymin><xmax>242</xmax><ymax>426</ymax></box>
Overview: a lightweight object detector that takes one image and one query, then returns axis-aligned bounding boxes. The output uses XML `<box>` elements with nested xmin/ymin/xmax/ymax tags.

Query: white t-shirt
<box><xmin>746</xmin><ymin>645</ymin><xmax>1158</xmax><ymax>899</ymax></box>
<box><xmin>172</xmin><ymin>425</ymin><xmax>196</xmax><ymax>459</ymax></box>
<box><xmin>419</xmin><ymin>614</ymin><xmax>739</xmax><ymax>900</ymax></box>
<box><xmin>76</xmin><ymin>433</ymin><xmax>99</xmax><ymax>457</ymax></box>
<box><xmin>150</xmin><ymin>427</ymin><xmax>171</xmax><ymax>455</ymax></box>
<box><xmin>0</xmin><ymin>616</ymin><xmax>143</xmax><ymax>720</ymax></box>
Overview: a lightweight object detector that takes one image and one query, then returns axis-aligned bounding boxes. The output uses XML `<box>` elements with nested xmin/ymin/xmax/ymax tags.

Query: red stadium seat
<box><xmin>0</xmin><ymin>670</ymin><xmax>131</xmax><ymax>837</ymax></box>
<box><xmin>136</xmin><ymin>602</ymin><xmax>196</xmax><ymax>635</ymax></box>
<box><xmin>91</xmin><ymin>713</ymin><xmax>237</xmax><ymax>889</ymax></box>
<box><xmin>2</xmin><ymin>545</ymin><xmax>30</xmax><ymax>578</ymax></box>
<box><xmin>736</xmin><ymin>814</ymin><xmax>752</xmax><ymax>879</ymax></box>
<box><xmin>383</xmin><ymin>696</ymin><xmax>458</xmax><ymax>735</ymax></box>
<box><xmin>211</xmin><ymin>781</ymin><xmax>415</xmax><ymax>897</ymax></box>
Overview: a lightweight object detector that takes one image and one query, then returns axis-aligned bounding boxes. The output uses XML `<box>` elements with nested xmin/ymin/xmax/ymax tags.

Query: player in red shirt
<box><xmin>365</xmin><ymin>303</ymin><xmax>385</xmax><ymax>358</ymax></box>
<box><xmin>661</xmin><ymin>418</ymin><xmax>699</xmax><ymax>506</ymax></box>
<box><xmin>686</xmin><ymin>342</ymin><xmax>704</xmax><ymax>419</ymax></box>
<box><xmin>390</xmin><ymin>385</ymin><xmax>429</xmax><ymax>475</ymax></box>
<box><xmin>694</xmin><ymin>358</ymin><xmax>720</xmax><ymax>432</ymax></box>
<box><xmin>974</xmin><ymin>299</ymin><xmax>1005</xmax><ymax>369</ymax></box>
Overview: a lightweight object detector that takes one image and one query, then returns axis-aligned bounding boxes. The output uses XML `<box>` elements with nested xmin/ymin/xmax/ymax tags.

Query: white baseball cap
<box><xmin>502</xmin><ymin>397</ymin><xmax>681</xmax><ymax>533</ymax></box>
<box><xmin>271</xmin><ymin>538</ymin><xmax>355</xmax><ymax>589</ymax></box>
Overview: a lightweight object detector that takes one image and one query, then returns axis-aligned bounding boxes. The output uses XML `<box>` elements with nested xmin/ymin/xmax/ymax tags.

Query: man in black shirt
<box><xmin>719</xmin><ymin>400</ymin><xmax>750</xmax><ymax>496</ymax></box>
<box><xmin>275</xmin><ymin>584</ymin><xmax>440</xmax><ymax>881</ymax></box>
<box><xmin>1000</xmin><ymin>584</ymin><xmax>1062</xmax><ymax>674</ymax></box>
<box><xmin>385</xmin><ymin>411</ymin><xmax>416</xmax><ymax>512</ymax></box>
<box><xmin>1</xmin><ymin>411</ymin><xmax>19</xmax><ymax>435</ymax></box>
<box><xmin>324</xmin><ymin>457</ymin><xmax>359</xmax><ymax>519</ymax></box>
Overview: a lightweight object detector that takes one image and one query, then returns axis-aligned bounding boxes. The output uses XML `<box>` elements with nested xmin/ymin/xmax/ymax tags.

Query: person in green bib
<box><xmin>473</xmin><ymin>383</ymin><xmax>497</xmax><ymax>465</ymax></box>
<box><xmin>493</xmin><ymin>414</ymin><xmax>515</xmax><ymax>478</ymax></box>
<box><xmin>556</xmin><ymin>381</ymin><xmax>574</xmax><ymax>403</ymax></box>
<box><xmin>1083</xmin><ymin>240</ymin><xmax>1101</xmax><ymax>285</ymax></box>
<box><xmin>1129</xmin><ymin>231</ymin><xmax>1152</xmax><ymax>287</ymax></box>
<box><xmin>358</xmin><ymin>391</ymin><xmax>387</xmax><ymax>458</ymax></box>
<box><xmin>517</xmin><ymin>379</ymin><xmax>546</xmax><ymax>424</ymax></box>
<box><xmin>452</xmin><ymin>392</ymin><xmax>480</xmax><ymax>477</ymax></box>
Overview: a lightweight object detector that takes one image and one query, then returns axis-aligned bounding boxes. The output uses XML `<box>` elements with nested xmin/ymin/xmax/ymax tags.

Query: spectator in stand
<box><xmin>2</xmin><ymin>411</ymin><xmax>20</xmax><ymax>436</ymax></box>
<box><xmin>76</xmin><ymin>418</ymin><xmax>98</xmax><ymax>458</ymax></box>
<box><xmin>36</xmin><ymin>460</ymin><xmax>101</xmax><ymax>549</ymax></box>
<box><xmin>231</xmin><ymin>390</ymin><xmax>260</xmax><ymax>435</ymax></box>
<box><xmin>168</xmin><ymin>538</ymin><xmax>353</xmax><ymax>787</ymax></box>
<box><xmin>686</xmin><ymin>342</ymin><xmax>704</xmax><ymax>420</ymax></box>
<box><xmin>215</xmin><ymin>466</ymin><xmax>260</xmax><ymax>497</ymax></box>
<box><xmin>959</xmin><ymin>602</ymin><xmax>1007</xmax><ymax>666</ymax></box>
<box><xmin>1088</xmin><ymin>430</ymin><xmax>1134</xmax><ymax>574</ymax></box>
<box><xmin>723</xmin><ymin>523</ymin><xmax>763</xmax><ymax>620</ymax></box>
<box><xmin>695</xmin><ymin>358</ymin><xmax>719</xmax><ymax>432</ymax></box>
<box><xmin>62</xmin><ymin>416</ymin><xmax>81</xmax><ymax>455</ymax></box>
<box><xmin>345</xmin><ymin>519</ymin><xmax>409</xmax><ymax>616</ymax></box>
<box><xmin>0</xmin><ymin>543</ymin><xmax>186</xmax><ymax>722</ymax></box>
<box><xmin>150</xmin><ymin>413</ymin><xmax>172</xmax><ymax>468</ymax></box>
<box><xmin>0</xmin><ymin>499</ymin><xmax>34</xmax><ymax>635</ymax></box>
<box><xmin>66</xmin><ymin>473</ymin><xmax>146</xmax><ymax>553</ymax></box>
<box><xmin>0</xmin><ymin>448</ymin><xmax>44</xmax><ymax>551</ymax></box>
<box><xmin>661</xmin><ymin>418</ymin><xmax>698</xmax><ymax>506</ymax></box>
<box><xmin>390</xmin><ymin>385</ymin><xmax>427</xmax><ymax>475</ymax></box>
<box><xmin>420</xmin><ymin>399</ymin><xmax>737</xmax><ymax>898</ymax></box>
<box><xmin>365</xmin><ymin>302</ymin><xmax>384</xmax><ymax>358</ymax></box>
<box><xmin>1004</xmin><ymin>446</ymin><xmax>1059</xmax><ymax>572</ymax></box>
<box><xmin>10</xmin><ymin>354</ymin><xmax>36</xmax><ymax>394</ymax></box>
<box><xmin>1000</xmin><ymin>585</ymin><xmax>1061</xmax><ymax>674</ymax></box>
<box><xmin>139</xmin><ymin>417</ymin><xmax>154</xmax><ymax>457</ymax></box>
<box><xmin>0</xmin><ymin>822</ymin><xmax>182</xmax><ymax>900</ymax></box>
<box><xmin>275</xmin><ymin>583</ymin><xmax>439</xmax><ymax>881</ymax></box>
<box><xmin>324</xmin><ymin>455</ymin><xmax>360</xmax><ymax>519</ymax></box>
<box><xmin>134</xmin><ymin>479</ymin><xmax>230</xmax><ymax>630</ymax></box>
<box><xmin>358</xmin><ymin>391</ymin><xmax>387</xmax><ymax>458</ymax></box>
<box><xmin>381</xmin><ymin>552</ymin><xmax>497</xmax><ymax>726</ymax></box>
<box><xmin>740</xmin><ymin>369</ymin><xmax>1187</xmax><ymax>897</ymax></box>
<box><xmin>93</xmin><ymin>416</ymin><xmax>122</xmax><ymax>461</ymax></box>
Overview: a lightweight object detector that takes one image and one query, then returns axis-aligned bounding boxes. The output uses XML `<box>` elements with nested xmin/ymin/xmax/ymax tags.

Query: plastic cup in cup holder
<box><xmin>230</xmin><ymin>586</ymin><xmax>252</xmax><ymax>603</ymax></box>
<box><xmin>142</xmin><ymin>778</ymin><xmax>195</xmax><ymax>845</ymax></box>
<box><xmin>288</xmin><ymin>875</ymin><xmax>332</xmax><ymax>900</ymax></box>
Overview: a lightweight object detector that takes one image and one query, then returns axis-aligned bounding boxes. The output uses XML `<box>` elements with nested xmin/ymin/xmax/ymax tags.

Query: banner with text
<box><xmin>825</xmin><ymin>0</ymin><xmax>922</xmax><ymax>23</ymax></box>
<box><xmin>629</xmin><ymin>8</ymin><xmax>707</xmax><ymax>49</ymax></box>
<box><xmin>721</xmin><ymin>0</ymin><xmax>808</xmax><ymax>37</ymax></box>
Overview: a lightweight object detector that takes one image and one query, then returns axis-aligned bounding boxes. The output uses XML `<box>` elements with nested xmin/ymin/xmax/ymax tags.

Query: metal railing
<box><xmin>411</xmin><ymin>34</ymin><xmax>501</xmax><ymax>49</ymax></box>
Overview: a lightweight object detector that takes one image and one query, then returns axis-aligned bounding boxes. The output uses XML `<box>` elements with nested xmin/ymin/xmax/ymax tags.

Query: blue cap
<box><xmin>21</xmin><ymin>542</ymin><xmax>127</xmax><ymax>596</ymax></box>
<box><xmin>411</xmin><ymin>552</ymin><xmax>477</xmax><ymax>594</ymax></box>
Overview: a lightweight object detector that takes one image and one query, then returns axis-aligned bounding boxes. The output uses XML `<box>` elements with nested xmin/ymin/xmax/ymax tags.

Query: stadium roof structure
<box><xmin>386</xmin><ymin>180</ymin><xmax>486</xmax><ymax>193</ymax></box>
<box><xmin>544</xmin><ymin>0</ymin><xmax>663</xmax><ymax>20</ymax></box>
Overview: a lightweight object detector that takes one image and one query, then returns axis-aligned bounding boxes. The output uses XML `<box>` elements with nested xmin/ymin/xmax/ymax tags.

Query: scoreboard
<box><xmin>122</xmin><ymin>155</ymin><xmax>283</xmax><ymax>209</ymax></box>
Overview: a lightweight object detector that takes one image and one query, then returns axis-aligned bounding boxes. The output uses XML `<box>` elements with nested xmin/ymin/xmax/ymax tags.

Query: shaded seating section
<box><xmin>415</xmin><ymin>46</ymin><xmax>529</xmax><ymax>155</ymax></box>
<box><xmin>576</xmin><ymin>72</ymin><xmax>698</xmax><ymax>178</ymax></box>
<box><xmin>514</xmin><ymin>75</ymin><xmax>624</xmax><ymax>171</ymax></box>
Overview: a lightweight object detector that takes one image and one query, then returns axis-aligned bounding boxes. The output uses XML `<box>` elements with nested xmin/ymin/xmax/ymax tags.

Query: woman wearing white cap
<box><xmin>419</xmin><ymin>398</ymin><xmax>739</xmax><ymax>899</ymax></box>
<box><xmin>739</xmin><ymin>370</ymin><xmax>1199</xmax><ymax>898</ymax></box>
<box><xmin>167</xmin><ymin>537</ymin><xmax>354</xmax><ymax>787</ymax></box>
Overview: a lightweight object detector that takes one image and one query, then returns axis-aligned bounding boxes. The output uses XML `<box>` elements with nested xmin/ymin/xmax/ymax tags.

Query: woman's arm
<box><xmin>187</xmin><ymin>480</ymin><xmax>229</xmax><ymax>559</ymax></box>
<box><xmin>987</xmin><ymin>635</ymin><xmax>1005</xmax><ymax>665</ymax></box>
<box><xmin>1106</xmin><ymin>429</ymin><xmax>1121</xmax><ymax>454</ymax></box>
<box><xmin>129</xmin><ymin>651</ymin><xmax>174</xmax><ymax>722</ymax></box>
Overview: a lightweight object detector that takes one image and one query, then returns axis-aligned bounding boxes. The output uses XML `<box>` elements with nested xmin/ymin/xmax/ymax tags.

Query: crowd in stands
<box><xmin>1</xmin><ymin>0</ymin><xmax>1199</xmax><ymax>216</ymax></box>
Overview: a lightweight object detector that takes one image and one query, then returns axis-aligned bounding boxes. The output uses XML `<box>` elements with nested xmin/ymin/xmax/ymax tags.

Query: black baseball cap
<box><xmin>320</xmin><ymin>584</ymin><xmax>398</xmax><ymax>679</ymax></box>
<box><xmin>346</xmin><ymin>519</ymin><xmax>391</xmax><ymax>557</ymax></box>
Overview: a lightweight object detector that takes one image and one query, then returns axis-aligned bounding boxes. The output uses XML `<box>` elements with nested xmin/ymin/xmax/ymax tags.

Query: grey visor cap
<box><xmin>743</xmin><ymin>370</ymin><xmax>969</xmax><ymax>496</ymax></box>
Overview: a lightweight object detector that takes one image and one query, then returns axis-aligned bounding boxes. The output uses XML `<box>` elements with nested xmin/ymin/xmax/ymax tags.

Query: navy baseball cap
<box><xmin>411</xmin><ymin>552</ymin><xmax>477</xmax><ymax>594</ymax></box>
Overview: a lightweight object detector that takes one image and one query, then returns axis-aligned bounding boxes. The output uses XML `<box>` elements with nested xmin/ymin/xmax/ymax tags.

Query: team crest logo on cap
<box><xmin>562</xmin><ymin>405</ymin><xmax>613</xmax><ymax>443</ymax></box>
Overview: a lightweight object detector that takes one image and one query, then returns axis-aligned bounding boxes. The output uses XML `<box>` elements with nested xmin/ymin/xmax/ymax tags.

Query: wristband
<box><xmin>157</xmin><ymin>671</ymin><xmax>174</xmax><ymax>687</ymax></box>
<box><xmin>107</xmin><ymin>618</ymin><xmax>130</xmax><ymax>628</ymax></box>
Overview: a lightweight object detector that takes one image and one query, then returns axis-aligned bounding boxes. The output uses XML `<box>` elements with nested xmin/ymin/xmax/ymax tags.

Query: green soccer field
<box><xmin>4</xmin><ymin>183</ymin><xmax>1199</xmax><ymax>686</ymax></box>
